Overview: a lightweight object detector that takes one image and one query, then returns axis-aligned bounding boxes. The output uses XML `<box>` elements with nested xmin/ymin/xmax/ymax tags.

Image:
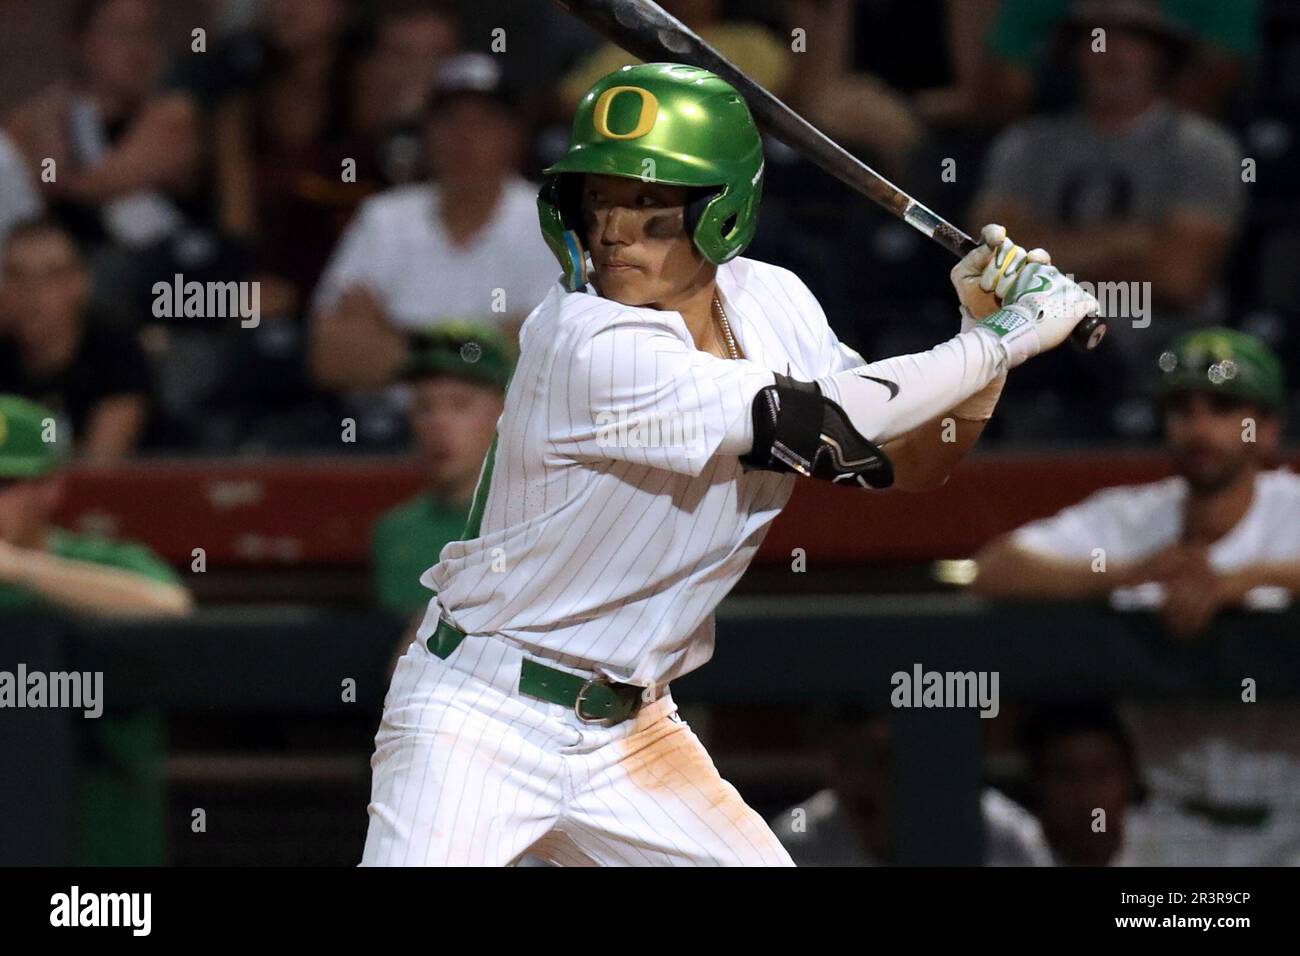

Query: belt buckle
<box><xmin>574</xmin><ymin>677</ymin><xmax>623</xmax><ymax>726</ymax></box>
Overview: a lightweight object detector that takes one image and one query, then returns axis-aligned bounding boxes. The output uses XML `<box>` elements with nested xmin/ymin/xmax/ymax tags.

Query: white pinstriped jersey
<box><xmin>419</xmin><ymin>256</ymin><xmax>863</xmax><ymax>686</ymax></box>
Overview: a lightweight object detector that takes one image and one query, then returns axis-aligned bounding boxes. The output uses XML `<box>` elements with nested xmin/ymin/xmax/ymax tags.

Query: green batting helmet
<box><xmin>1157</xmin><ymin>327</ymin><xmax>1287</xmax><ymax>412</ymax></box>
<box><xmin>538</xmin><ymin>63</ymin><xmax>765</xmax><ymax>292</ymax></box>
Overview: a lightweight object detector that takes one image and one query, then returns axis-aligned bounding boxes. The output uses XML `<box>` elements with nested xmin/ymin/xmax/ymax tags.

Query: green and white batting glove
<box><xmin>975</xmin><ymin>262</ymin><xmax>1101</xmax><ymax>370</ymax></box>
<box><xmin>953</xmin><ymin>224</ymin><xmax>1051</xmax><ymax>329</ymax></box>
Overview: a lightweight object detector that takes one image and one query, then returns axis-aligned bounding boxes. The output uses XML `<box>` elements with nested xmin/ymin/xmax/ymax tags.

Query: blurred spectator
<box><xmin>0</xmin><ymin>218</ymin><xmax>154</xmax><ymax>460</ymax></box>
<box><xmin>351</xmin><ymin>0</ymin><xmax>461</xmax><ymax>185</ymax></box>
<box><xmin>781</xmin><ymin>0</ymin><xmax>964</xmax><ymax>171</ymax></box>
<box><xmin>1</xmin><ymin>0</ymin><xmax>198</xmax><ymax>254</ymax></box>
<box><xmin>559</xmin><ymin>0</ymin><xmax>791</xmax><ymax>113</ymax></box>
<box><xmin>749</xmin><ymin>1</ymin><xmax>1000</xmax><ymax>358</ymax></box>
<box><xmin>453</xmin><ymin>0</ymin><xmax>599</xmax><ymax>102</ymax></box>
<box><xmin>1020</xmin><ymin>702</ymin><xmax>1145</xmax><ymax>866</ymax></box>
<box><xmin>1113</xmin><ymin>700</ymin><xmax>1300</xmax><ymax>865</ymax></box>
<box><xmin>969</xmin><ymin>320</ymin><xmax>1300</xmax><ymax>858</ymax></box>
<box><xmin>167</xmin><ymin>0</ymin><xmax>384</xmax><ymax>316</ymax></box>
<box><xmin>372</xmin><ymin>323</ymin><xmax>511</xmax><ymax>615</ymax></box>
<box><xmin>167</xmin><ymin>3</ymin><xmax>463</xmax><ymax>453</ymax></box>
<box><xmin>971</xmin><ymin>0</ymin><xmax>1245</xmax><ymax>424</ymax></box>
<box><xmin>984</xmin><ymin>0</ymin><xmax>1260</xmax><ymax>121</ymax></box>
<box><xmin>904</xmin><ymin>0</ymin><xmax>1007</xmax><ymax>129</ymax></box>
<box><xmin>0</xmin><ymin>130</ymin><xmax>42</xmax><ymax>254</ymax></box>
<box><xmin>0</xmin><ymin>394</ymin><xmax>190</xmax><ymax>616</ymax></box>
<box><xmin>972</xmin><ymin>328</ymin><xmax>1298</xmax><ymax>639</ymax></box>
<box><xmin>310</xmin><ymin>53</ymin><xmax>556</xmax><ymax>394</ymax></box>
<box><xmin>772</xmin><ymin>714</ymin><xmax>1052</xmax><ymax>866</ymax></box>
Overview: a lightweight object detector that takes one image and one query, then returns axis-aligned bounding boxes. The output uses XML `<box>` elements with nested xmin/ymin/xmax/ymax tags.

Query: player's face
<box><xmin>831</xmin><ymin>722</ymin><xmax>894</xmax><ymax>859</ymax></box>
<box><xmin>1</xmin><ymin>231</ymin><xmax>90</xmax><ymax>339</ymax></box>
<box><xmin>1076</xmin><ymin>30</ymin><xmax>1166</xmax><ymax>109</ymax></box>
<box><xmin>410</xmin><ymin>377</ymin><xmax>504</xmax><ymax>496</ymax></box>
<box><xmin>1164</xmin><ymin>391</ymin><xmax>1276</xmax><ymax>493</ymax></box>
<box><xmin>0</xmin><ymin>476</ymin><xmax>60</xmax><ymax>546</ymax></box>
<box><xmin>1033</xmin><ymin>733</ymin><xmax>1134</xmax><ymax>866</ymax></box>
<box><xmin>581</xmin><ymin>174</ymin><xmax>713</xmax><ymax>308</ymax></box>
<box><xmin>81</xmin><ymin>0</ymin><xmax>163</xmax><ymax>103</ymax></box>
<box><xmin>426</xmin><ymin>97</ymin><xmax>520</xmax><ymax>186</ymax></box>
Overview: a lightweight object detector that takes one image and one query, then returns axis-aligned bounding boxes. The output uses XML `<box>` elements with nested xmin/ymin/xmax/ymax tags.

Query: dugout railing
<box><xmin>3</xmin><ymin>597</ymin><xmax>1297</xmax><ymax>865</ymax></box>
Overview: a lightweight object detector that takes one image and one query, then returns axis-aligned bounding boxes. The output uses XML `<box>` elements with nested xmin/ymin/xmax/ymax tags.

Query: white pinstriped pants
<box><xmin>361</xmin><ymin>633</ymin><xmax>793</xmax><ymax>867</ymax></box>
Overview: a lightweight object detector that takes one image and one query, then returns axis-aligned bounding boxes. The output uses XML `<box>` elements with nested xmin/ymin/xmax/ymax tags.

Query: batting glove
<box><xmin>954</xmin><ymin>224</ymin><xmax>1051</xmax><ymax>328</ymax></box>
<box><xmin>975</xmin><ymin>262</ymin><xmax>1101</xmax><ymax>369</ymax></box>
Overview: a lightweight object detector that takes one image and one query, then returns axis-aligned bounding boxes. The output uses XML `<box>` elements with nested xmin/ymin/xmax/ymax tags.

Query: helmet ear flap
<box><xmin>538</xmin><ymin>174</ymin><xmax>591</xmax><ymax>292</ymax></box>
<box><xmin>683</xmin><ymin>187</ymin><xmax>721</xmax><ymax>241</ymax></box>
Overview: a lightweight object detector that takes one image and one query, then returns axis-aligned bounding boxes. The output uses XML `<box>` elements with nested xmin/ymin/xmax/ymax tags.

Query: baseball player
<box><xmin>973</xmin><ymin>328</ymin><xmax>1299</xmax><ymax>637</ymax></box>
<box><xmin>361</xmin><ymin>63</ymin><xmax>1099</xmax><ymax>866</ymax></box>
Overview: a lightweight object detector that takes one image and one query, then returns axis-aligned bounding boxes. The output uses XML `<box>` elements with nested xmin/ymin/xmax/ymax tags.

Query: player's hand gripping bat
<box><xmin>550</xmin><ymin>0</ymin><xmax>1107</xmax><ymax>351</ymax></box>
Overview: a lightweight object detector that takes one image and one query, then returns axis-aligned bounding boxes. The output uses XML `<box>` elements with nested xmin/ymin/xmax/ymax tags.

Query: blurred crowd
<box><xmin>0</xmin><ymin>0</ymin><xmax>1294</xmax><ymax>462</ymax></box>
<box><xmin>777</xmin><ymin>699</ymin><xmax>1300</xmax><ymax>867</ymax></box>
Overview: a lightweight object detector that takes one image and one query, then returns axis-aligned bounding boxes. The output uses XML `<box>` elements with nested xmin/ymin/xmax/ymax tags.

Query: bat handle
<box><xmin>953</xmin><ymin>237</ymin><xmax>1107</xmax><ymax>352</ymax></box>
<box><xmin>1071</xmin><ymin>314</ymin><xmax>1108</xmax><ymax>352</ymax></box>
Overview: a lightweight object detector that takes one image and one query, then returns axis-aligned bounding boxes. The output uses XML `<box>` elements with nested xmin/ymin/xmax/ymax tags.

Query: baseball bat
<box><xmin>550</xmin><ymin>0</ymin><xmax>1107</xmax><ymax>351</ymax></box>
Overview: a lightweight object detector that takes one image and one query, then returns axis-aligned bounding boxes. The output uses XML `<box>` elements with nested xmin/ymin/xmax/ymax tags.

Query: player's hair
<box><xmin>1019</xmin><ymin>700</ymin><xmax>1146</xmax><ymax>803</ymax></box>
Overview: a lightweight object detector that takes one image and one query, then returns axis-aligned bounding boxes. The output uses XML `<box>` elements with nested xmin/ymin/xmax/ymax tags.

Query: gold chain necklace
<box><xmin>712</xmin><ymin>291</ymin><xmax>740</xmax><ymax>360</ymax></box>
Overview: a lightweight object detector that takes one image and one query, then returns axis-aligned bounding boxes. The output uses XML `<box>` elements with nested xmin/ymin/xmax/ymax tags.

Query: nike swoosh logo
<box><xmin>1024</xmin><ymin>275</ymin><xmax>1051</xmax><ymax>295</ymax></box>
<box><xmin>854</xmin><ymin>373</ymin><xmax>899</xmax><ymax>400</ymax></box>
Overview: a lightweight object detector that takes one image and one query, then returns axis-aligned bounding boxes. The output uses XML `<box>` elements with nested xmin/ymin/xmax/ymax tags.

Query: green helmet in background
<box><xmin>0</xmin><ymin>395</ymin><xmax>68</xmax><ymax>479</ymax></box>
<box><xmin>1157</xmin><ymin>327</ymin><xmax>1288</xmax><ymax>413</ymax></box>
<box><xmin>538</xmin><ymin>63</ymin><xmax>765</xmax><ymax>292</ymax></box>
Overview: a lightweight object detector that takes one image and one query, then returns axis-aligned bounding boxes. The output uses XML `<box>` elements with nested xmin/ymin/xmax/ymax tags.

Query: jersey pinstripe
<box><xmin>417</xmin><ymin>256</ymin><xmax>862</xmax><ymax>686</ymax></box>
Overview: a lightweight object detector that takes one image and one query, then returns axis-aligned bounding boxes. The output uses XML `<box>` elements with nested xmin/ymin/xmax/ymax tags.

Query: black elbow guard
<box><xmin>741</xmin><ymin>374</ymin><xmax>894</xmax><ymax>489</ymax></box>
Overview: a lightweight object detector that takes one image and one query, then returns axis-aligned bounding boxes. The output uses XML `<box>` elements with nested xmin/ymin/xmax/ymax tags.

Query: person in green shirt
<box><xmin>372</xmin><ymin>323</ymin><xmax>514</xmax><ymax>616</ymax></box>
<box><xmin>0</xmin><ymin>393</ymin><xmax>190</xmax><ymax>864</ymax></box>
<box><xmin>0</xmin><ymin>394</ymin><xmax>190</xmax><ymax>616</ymax></box>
